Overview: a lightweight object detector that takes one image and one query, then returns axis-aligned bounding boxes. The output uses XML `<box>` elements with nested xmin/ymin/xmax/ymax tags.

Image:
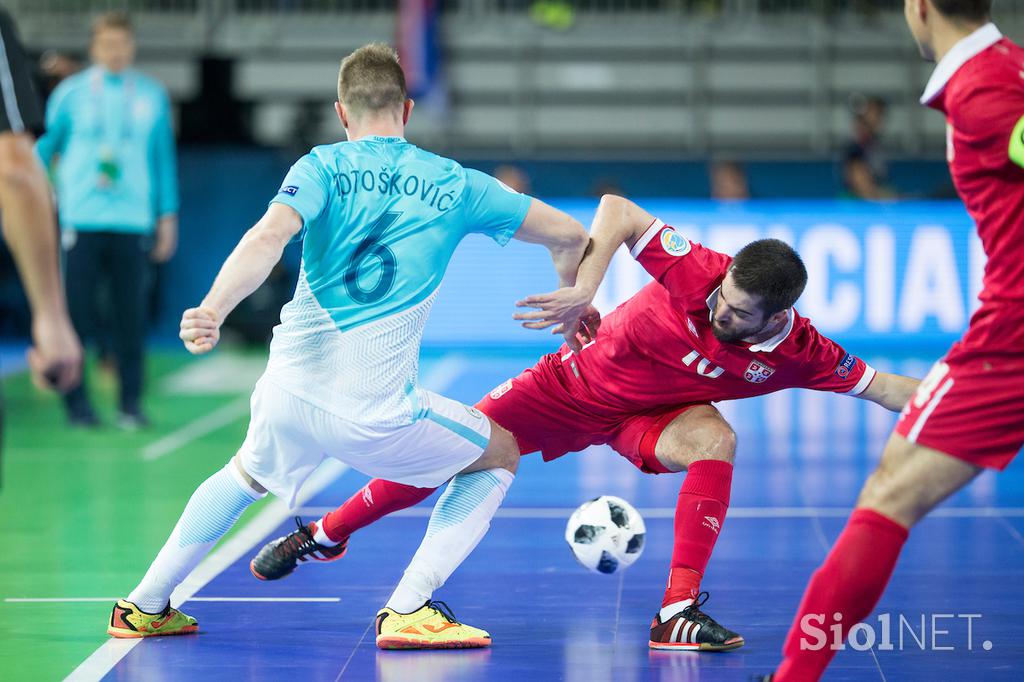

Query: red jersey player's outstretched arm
<box><xmin>569</xmin><ymin>194</ymin><xmax>658</xmax><ymax>296</ymax></box>
<box><xmin>853</xmin><ymin>371</ymin><xmax>920</xmax><ymax>412</ymax></box>
<box><xmin>798</xmin><ymin>325</ymin><xmax>919</xmax><ymax>413</ymax></box>
<box><xmin>513</xmin><ymin>194</ymin><xmax>659</xmax><ymax>348</ymax></box>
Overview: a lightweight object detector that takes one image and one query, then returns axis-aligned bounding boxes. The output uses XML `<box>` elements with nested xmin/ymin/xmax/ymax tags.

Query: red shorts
<box><xmin>475</xmin><ymin>355</ymin><xmax>702</xmax><ymax>474</ymax></box>
<box><xmin>895</xmin><ymin>353</ymin><xmax>1024</xmax><ymax>470</ymax></box>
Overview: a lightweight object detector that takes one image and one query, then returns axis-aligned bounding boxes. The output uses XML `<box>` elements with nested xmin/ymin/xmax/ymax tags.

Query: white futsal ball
<box><xmin>564</xmin><ymin>495</ymin><xmax>646</xmax><ymax>574</ymax></box>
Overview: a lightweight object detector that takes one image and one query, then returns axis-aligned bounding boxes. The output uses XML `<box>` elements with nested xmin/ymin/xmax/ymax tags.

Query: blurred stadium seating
<box><xmin>11</xmin><ymin>0</ymin><xmax>1024</xmax><ymax>153</ymax></box>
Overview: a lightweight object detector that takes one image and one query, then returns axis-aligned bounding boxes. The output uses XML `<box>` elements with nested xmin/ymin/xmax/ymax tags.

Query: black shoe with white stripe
<box><xmin>649</xmin><ymin>592</ymin><xmax>744</xmax><ymax>651</ymax></box>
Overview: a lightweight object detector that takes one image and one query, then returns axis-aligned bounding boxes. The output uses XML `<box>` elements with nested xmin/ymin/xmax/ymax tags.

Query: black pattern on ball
<box><xmin>597</xmin><ymin>551</ymin><xmax>619</xmax><ymax>574</ymax></box>
<box><xmin>574</xmin><ymin>524</ymin><xmax>603</xmax><ymax>544</ymax></box>
<box><xmin>607</xmin><ymin>501</ymin><xmax>629</xmax><ymax>528</ymax></box>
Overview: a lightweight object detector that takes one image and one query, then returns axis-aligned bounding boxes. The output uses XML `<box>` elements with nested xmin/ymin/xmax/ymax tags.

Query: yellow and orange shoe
<box><xmin>375</xmin><ymin>601</ymin><xmax>490</xmax><ymax>650</ymax></box>
<box><xmin>107</xmin><ymin>598</ymin><xmax>198</xmax><ymax>638</ymax></box>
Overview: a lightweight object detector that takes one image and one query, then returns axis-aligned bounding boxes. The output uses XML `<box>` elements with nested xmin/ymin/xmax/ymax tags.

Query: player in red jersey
<box><xmin>250</xmin><ymin>194</ymin><xmax>919</xmax><ymax>651</ymax></box>
<box><xmin>767</xmin><ymin>2</ymin><xmax>1024</xmax><ymax>680</ymax></box>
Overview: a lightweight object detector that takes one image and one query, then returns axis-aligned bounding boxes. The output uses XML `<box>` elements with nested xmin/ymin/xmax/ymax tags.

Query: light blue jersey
<box><xmin>264</xmin><ymin>135</ymin><xmax>530</xmax><ymax>426</ymax></box>
<box><xmin>35</xmin><ymin>66</ymin><xmax>178</xmax><ymax>233</ymax></box>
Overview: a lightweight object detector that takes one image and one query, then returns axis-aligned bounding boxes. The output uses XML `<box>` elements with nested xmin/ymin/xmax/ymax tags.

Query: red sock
<box><xmin>663</xmin><ymin>459</ymin><xmax>733</xmax><ymax>607</ymax></box>
<box><xmin>318</xmin><ymin>479</ymin><xmax>437</xmax><ymax>543</ymax></box>
<box><xmin>775</xmin><ymin>508</ymin><xmax>909</xmax><ymax>682</ymax></box>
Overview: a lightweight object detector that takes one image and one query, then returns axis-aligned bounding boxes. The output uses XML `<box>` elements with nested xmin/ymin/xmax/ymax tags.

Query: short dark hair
<box><xmin>932</xmin><ymin>0</ymin><xmax>992</xmax><ymax>22</ymax></box>
<box><xmin>337</xmin><ymin>43</ymin><xmax>407</xmax><ymax>115</ymax></box>
<box><xmin>730</xmin><ymin>239</ymin><xmax>808</xmax><ymax>315</ymax></box>
<box><xmin>91</xmin><ymin>11</ymin><xmax>133</xmax><ymax>38</ymax></box>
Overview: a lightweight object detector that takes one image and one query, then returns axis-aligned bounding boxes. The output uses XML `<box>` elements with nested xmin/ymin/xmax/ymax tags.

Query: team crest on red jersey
<box><xmin>743</xmin><ymin>360</ymin><xmax>775</xmax><ymax>384</ymax></box>
<box><xmin>490</xmin><ymin>380</ymin><xmax>513</xmax><ymax>400</ymax></box>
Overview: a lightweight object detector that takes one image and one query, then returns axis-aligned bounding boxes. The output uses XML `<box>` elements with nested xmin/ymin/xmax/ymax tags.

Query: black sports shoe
<box><xmin>249</xmin><ymin>516</ymin><xmax>348</xmax><ymax>581</ymax></box>
<box><xmin>649</xmin><ymin>592</ymin><xmax>744</xmax><ymax>651</ymax></box>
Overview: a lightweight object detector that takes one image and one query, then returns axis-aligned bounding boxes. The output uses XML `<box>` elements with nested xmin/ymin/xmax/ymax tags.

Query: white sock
<box><xmin>312</xmin><ymin>519</ymin><xmax>338</xmax><ymax>547</ymax></box>
<box><xmin>659</xmin><ymin>599</ymin><xmax>695</xmax><ymax>623</ymax></box>
<box><xmin>386</xmin><ymin>468</ymin><xmax>514</xmax><ymax>614</ymax></box>
<box><xmin>127</xmin><ymin>462</ymin><xmax>264</xmax><ymax>613</ymax></box>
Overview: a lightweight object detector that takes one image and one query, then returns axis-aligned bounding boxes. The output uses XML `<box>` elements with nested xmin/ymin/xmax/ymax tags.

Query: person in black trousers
<box><xmin>36</xmin><ymin>13</ymin><xmax>178</xmax><ymax>429</ymax></box>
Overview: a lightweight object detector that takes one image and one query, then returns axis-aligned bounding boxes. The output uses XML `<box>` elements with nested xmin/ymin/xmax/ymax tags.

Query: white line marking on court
<box><xmin>161</xmin><ymin>354</ymin><xmax>267</xmax><ymax>395</ymax></box>
<box><xmin>65</xmin><ymin>458</ymin><xmax>350</xmax><ymax>682</ymax></box>
<box><xmin>809</xmin><ymin>514</ymin><xmax>832</xmax><ymax>553</ymax></box>
<box><xmin>994</xmin><ymin>515</ymin><xmax>1024</xmax><ymax>548</ymax></box>
<box><xmin>610</xmin><ymin>564</ymin><xmax>625</xmax><ymax>649</ymax></box>
<box><xmin>141</xmin><ymin>397</ymin><xmax>250</xmax><ymax>461</ymax></box>
<box><xmin>869</xmin><ymin>646</ymin><xmax>888</xmax><ymax>682</ymax></box>
<box><xmin>335</xmin><ymin>617</ymin><xmax>376</xmax><ymax>682</ymax></box>
<box><xmin>5</xmin><ymin>597</ymin><xmax>340</xmax><ymax>604</ymax></box>
<box><xmin>297</xmin><ymin>506</ymin><xmax>1024</xmax><ymax>519</ymax></box>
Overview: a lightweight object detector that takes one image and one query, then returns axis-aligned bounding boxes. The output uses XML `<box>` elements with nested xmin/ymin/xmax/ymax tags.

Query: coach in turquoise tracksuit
<box><xmin>36</xmin><ymin>12</ymin><xmax>178</xmax><ymax>428</ymax></box>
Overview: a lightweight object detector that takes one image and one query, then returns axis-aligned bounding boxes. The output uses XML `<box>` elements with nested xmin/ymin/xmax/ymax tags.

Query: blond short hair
<box><xmin>91</xmin><ymin>11</ymin><xmax>133</xmax><ymax>39</ymax></box>
<box><xmin>337</xmin><ymin>43</ymin><xmax>407</xmax><ymax>116</ymax></box>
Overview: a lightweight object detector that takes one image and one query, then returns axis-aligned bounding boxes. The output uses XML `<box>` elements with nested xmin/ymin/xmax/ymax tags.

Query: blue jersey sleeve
<box><xmin>460</xmin><ymin>168</ymin><xmax>531</xmax><ymax>246</ymax></box>
<box><xmin>270</xmin><ymin>153</ymin><xmax>332</xmax><ymax>227</ymax></box>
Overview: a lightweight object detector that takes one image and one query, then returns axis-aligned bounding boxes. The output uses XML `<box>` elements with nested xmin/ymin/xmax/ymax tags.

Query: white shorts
<box><xmin>237</xmin><ymin>376</ymin><xmax>491</xmax><ymax>507</ymax></box>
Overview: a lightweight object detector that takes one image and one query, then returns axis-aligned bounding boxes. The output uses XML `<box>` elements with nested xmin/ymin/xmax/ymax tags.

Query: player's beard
<box><xmin>712</xmin><ymin>319</ymin><xmax>767</xmax><ymax>344</ymax></box>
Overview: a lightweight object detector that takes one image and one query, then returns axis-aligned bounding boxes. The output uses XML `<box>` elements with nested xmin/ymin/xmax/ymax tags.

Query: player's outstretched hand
<box><xmin>27</xmin><ymin>312</ymin><xmax>83</xmax><ymax>393</ymax></box>
<box><xmin>180</xmin><ymin>306</ymin><xmax>221</xmax><ymax>355</ymax></box>
<box><xmin>514</xmin><ymin>287</ymin><xmax>600</xmax><ymax>352</ymax></box>
<box><xmin>551</xmin><ymin>304</ymin><xmax>601</xmax><ymax>353</ymax></box>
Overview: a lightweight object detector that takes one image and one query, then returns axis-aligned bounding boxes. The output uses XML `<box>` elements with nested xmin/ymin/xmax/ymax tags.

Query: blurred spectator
<box><xmin>843</xmin><ymin>95</ymin><xmax>894</xmax><ymax>200</ymax></box>
<box><xmin>495</xmin><ymin>164</ymin><xmax>532</xmax><ymax>194</ymax></box>
<box><xmin>709</xmin><ymin>160</ymin><xmax>750</xmax><ymax>201</ymax></box>
<box><xmin>35</xmin><ymin>12</ymin><xmax>179</xmax><ymax>429</ymax></box>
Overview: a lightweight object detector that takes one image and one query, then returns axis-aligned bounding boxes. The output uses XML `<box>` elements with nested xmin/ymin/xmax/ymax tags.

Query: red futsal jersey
<box><xmin>895</xmin><ymin>23</ymin><xmax>1024</xmax><ymax>469</ymax></box>
<box><xmin>558</xmin><ymin>220</ymin><xmax>875</xmax><ymax>414</ymax></box>
<box><xmin>478</xmin><ymin>219</ymin><xmax>875</xmax><ymax>471</ymax></box>
<box><xmin>922</xmin><ymin>24</ymin><xmax>1024</xmax><ymax>359</ymax></box>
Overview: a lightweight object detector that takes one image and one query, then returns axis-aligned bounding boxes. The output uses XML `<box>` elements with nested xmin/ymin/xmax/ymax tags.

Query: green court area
<box><xmin>0</xmin><ymin>350</ymin><xmax>268</xmax><ymax>681</ymax></box>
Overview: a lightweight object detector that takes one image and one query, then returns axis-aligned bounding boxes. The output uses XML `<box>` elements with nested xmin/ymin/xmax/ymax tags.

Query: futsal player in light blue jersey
<box><xmin>109</xmin><ymin>44</ymin><xmax>591</xmax><ymax>646</ymax></box>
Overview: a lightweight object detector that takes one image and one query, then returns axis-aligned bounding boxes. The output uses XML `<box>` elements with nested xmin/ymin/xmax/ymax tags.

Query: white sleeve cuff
<box><xmin>845</xmin><ymin>364</ymin><xmax>877</xmax><ymax>396</ymax></box>
<box><xmin>629</xmin><ymin>219</ymin><xmax>665</xmax><ymax>259</ymax></box>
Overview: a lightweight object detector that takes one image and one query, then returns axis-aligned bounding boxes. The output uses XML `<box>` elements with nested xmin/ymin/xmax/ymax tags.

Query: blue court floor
<box><xmin>104</xmin><ymin>351</ymin><xmax>1024</xmax><ymax>681</ymax></box>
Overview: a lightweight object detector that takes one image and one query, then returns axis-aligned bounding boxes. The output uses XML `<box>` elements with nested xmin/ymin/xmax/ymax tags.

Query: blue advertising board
<box><xmin>424</xmin><ymin>200</ymin><xmax>980</xmax><ymax>352</ymax></box>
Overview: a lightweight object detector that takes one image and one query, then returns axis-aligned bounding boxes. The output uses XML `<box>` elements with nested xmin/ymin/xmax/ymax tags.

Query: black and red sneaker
<box><xmin>250</xmin><ymin>516</ymin><xmax>348</xmax><ymax>581</ymax></box>
<box><xmin>649</xmin><ymin>592</ymin><xmax>744</xmax><ymax>651</ymax></box>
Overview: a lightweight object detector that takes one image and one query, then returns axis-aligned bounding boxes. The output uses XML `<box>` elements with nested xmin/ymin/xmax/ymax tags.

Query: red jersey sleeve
<box><xmin>947</xmin><ymin>58</ymin><xmax>1024</xmax><ymax>169</ymax></box>
<box><xmin>630</xmin><ymin>219</ymin><xmax>731</xmax><ymax>299</ymax></box>
<box><xmin>793</xmin><ymin>322</ymin><xmax>876</xmax><ymax>396</ymax></box>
